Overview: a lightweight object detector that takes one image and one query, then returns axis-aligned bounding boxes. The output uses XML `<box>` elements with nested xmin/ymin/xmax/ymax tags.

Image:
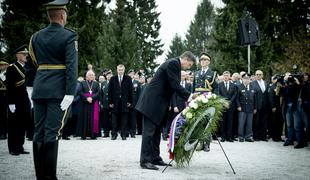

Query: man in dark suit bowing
<box><xmin>136</xmin><ymin>51</ymin><xmax>197</xmax><ymax>170</ymax></box>
<box><xmin>108</xmin><ymin>64</ymin><xmax>133</xmax><ymax>140</ymax></box>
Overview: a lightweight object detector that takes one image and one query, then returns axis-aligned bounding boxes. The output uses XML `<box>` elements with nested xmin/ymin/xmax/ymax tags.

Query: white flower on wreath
<box><xmin>206</xmin><ymin>92</ymin><xmax>212</xmax><ymax>99</ymax></box>
<box><xmin>189</xmin><ymin>101</ymin><xmax>198</xmax><ymax>109</ymax></box>
<box><xmin>211</xmin><ymin>94</ymin><xmax>217</xmax><ymax>98</ymax></box>
<box><xmin>202</xmin><ymin>97</ymin><xmax>208</xmax><ymax>104</ymax></box>
<box><xmin>186</xmin><ymin>112</ymin><xmax>193</xmax><ymax>119</ymax></box>
<box><xmin>182</xmin><ymin>107</ymin><xmax>190</xmax><ymax>115</ymax></box>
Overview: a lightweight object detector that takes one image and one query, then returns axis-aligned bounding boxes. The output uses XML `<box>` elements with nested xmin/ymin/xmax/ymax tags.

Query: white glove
<box><xmin>9</xmin><ymin>104</ymin><xmax>16</xmax><ymax>113</ymax></box>
<box><xmin>26</xmin><ymin>87</ymin><xmax>33</xmax><ymax>108</ymax></box>
<box><xmin>0</xmin><ymin>72</ymin><xmax>5</xmax><ymax>81</ymax></box>
<box><xmin>60</xmin><ymin>95</ymin><xmax>74</xmax><ymax>111</ymax></box>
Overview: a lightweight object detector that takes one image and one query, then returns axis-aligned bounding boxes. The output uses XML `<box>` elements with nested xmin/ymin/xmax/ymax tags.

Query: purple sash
<box><xmin>84</xmin><ymin>92</ymin><xmax>99</xmax><ymax>134</ymax></box>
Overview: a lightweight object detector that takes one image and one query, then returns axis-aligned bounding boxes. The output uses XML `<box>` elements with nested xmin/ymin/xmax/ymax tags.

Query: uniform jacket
<box><xmin>29</xmin><ymin>23</ymin><xmax>78</xmax><ymax>99</ymax></box>
<box><xmin>193</xmin><ymin>68</ymin><xmax>217</xmax><ymax>92</ymax></box>
<box><xmin>236</xmin><ymin>83</ymin><xmax>256</xmax><ymax>113</ymax></box>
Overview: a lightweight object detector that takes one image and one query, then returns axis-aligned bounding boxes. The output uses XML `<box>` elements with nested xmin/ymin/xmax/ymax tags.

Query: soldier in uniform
<box><xmin>192</xmin><ymin>52</ymin><xmax>217</xmax><ymax>152</ymax></box>
<box><xmin>128</xmin><ymin>70</ymin><xmax>141</xmax><ymax>138</ymax></box>
<box><xmin>0</xmin><ymin>58</ymin><xmax>9</xmax><ymax>140</ymax></box>
<box><xmin>6</xmin><ymin>45</ymin><xmax>32</xmax><ymax>155</ymax></box>
<box><xmin>100</xmin><ymin>70</ymin><xmax>112</xmax><ymax>137</ymax></box>
<box><xmin>28</xmin><ymin>0</ymin><xmax>78</xmax><ymax>179</ymax></box>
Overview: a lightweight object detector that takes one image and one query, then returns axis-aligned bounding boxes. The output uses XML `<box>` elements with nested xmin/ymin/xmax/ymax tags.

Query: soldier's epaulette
<box><xmin>64</xmin><ymin>27</ymin><xmax>76</xmax><ymax>33</ymax></box>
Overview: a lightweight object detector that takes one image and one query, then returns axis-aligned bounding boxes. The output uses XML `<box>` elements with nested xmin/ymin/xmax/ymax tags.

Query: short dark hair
<box><xmin>180</xmin><ymin>51</ymin><xmax>196</xmax><ymax>63</ymax></box>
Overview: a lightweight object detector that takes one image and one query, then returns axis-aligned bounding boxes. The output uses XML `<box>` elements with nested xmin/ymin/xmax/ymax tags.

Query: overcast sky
<box><xmin>156</xmin><ymin>0</ymin><xmax>225</xmax><ymax>63</ymax></box>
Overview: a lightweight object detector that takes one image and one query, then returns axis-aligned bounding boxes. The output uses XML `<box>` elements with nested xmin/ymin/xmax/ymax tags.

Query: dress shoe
<box><xmin>140</xmin><ymin>162</ymin><xmax>159</xmax><ymax>170</ymax></box>
<box><xmin>203</xmin><ymin>144</ymin><xmax>210</xmax><ymax>152</ymax></box>
<box><xmin>226</xmin><ymin>138</ymin><xmax>234</xmax><ymax>142</ymax></box>
<box><xmin>239</xmin><ymin>138</ymin><xmax>244</xmax><ymax>142</ymax></box>
<box><xmin>19</xmin><ymin>150</ymin><xmax>30</xmax><ymax>154</ymax></box>
<box><xmin>294</xmin><ymin>143</ymin><xmax>304</xmax><ymax>149</ymax></box>
<box><xmin>245</xmin><ymin>138</ymin><xmax>254</xmax><ymax>142</ymax></box>
<box><xmin>103</xmin><ymin>134</ymin><xmax>110</xmax><ymax>138</ymax></box>
<box><xmin>111</xmin><ymin>136</ymin><xmax>117</xmax><ymax>140</ymax></box>
<box><xmin>10</xmin><ymin>151</ymin><xmax>20</xmax><ymax>156</ymax></box>
<box><xmin>122</xmin><ymin>136</ymin><xmax>127</xmax><ymax>140</ymax></box>
<box><xmin>62</xmin><ymin>136</ymin><xmax>70</xmax><ymax>140</ymax></box>
<box><xmin>283</xmin><ymin>140</ymin><xmax>293</xmax><ymax>146</ymax></box>
<box><xmin>260</xmin><ymin>138</ymin><xmax>268</xmax><ymax>142</ymax></box>
<box><xmin>0</xmin><ymin>135</ymin><xmax>7</xmax><ymax>140</ymax></box>
<box><xmin>90</xmin><ymin>137</ymin><xmax>97</xmax><ymax>140</ymax></box>
<box><xmin>153</xmin><ymin>160</ymin><xmax>172</xmax><ymax>166</ymax></box>
<box><xmin>130</xmin><ymin>134</ymin><xmax>136</xmax><ymax>138</ymax></box>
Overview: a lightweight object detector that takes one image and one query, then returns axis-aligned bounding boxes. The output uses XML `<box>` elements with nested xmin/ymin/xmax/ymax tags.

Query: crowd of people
<box><xmin>1</xmin><ymin>51</ymin><xmax>310</xmax><ymax>158</ymax></box>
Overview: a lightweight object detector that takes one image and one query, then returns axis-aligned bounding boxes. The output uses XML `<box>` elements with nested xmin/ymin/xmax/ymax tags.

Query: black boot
<box><xmin>44</xmin><ymin>141</ymin><xmax>59</xmax><ymax>180</ymax></box>
<box><xmin>33</xmin><ymin>142</ymin><xmax>44</xmax><ymax>180</ymax></box>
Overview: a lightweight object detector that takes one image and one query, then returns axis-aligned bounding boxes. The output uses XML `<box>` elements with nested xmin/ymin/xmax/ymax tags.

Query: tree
<box><xmin>185</xmin><ymin>0</ymin><xmax>215</xmax><ymax>57</ymax></box>
<box><xmin>127</xmin><ymin>0</ymin><xmax>163</xmax><ymax>75</ymax></box>
<box><xmin>166</xmin><ymin>34</ymin><xmax>186</xmax><ymax>59</ymax></box>
<box><xmin>0</xmin><ymin>0</ymin><xmax>46</xmax><ymax>61</ymax></box>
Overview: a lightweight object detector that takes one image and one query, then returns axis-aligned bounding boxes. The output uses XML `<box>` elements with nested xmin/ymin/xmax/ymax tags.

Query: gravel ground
<box><xmin>0</xmin><ymin>136</ymin><xmax>309</xmax><ymax>180</ymax></box>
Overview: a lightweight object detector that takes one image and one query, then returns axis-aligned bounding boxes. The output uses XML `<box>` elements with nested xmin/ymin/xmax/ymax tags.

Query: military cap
<box><xmin>199</xmin><ymin>52</ymin><xmax>211</xmax><ymax>61</ymax></box>
<box><xmin>241</xmin><ymin>73</ymin><xmax>250</xmax><ymax>79</ymax></box>
<box><xmin>44</xmin><ymin>0</ymin><xmax>69</xmax><ymax>11</ymax></box>
<box><xmin>223</xmin><ymin>71</ymin><xmax>231</xmax><ymax>75</ymax></box>
<box><xmin>128</xmin><ymin>69</ymin><xmax>135</xmax><ymax>74</ymax></box>
<box><xmin>13</xmin><ymin>44</ymin><xmax>29</xmax><ymax>54</ymax></box>
<box><xmin>0</xmin><ymin>58</ymin><xmax>9</xmax><ymax>65</ymax></box>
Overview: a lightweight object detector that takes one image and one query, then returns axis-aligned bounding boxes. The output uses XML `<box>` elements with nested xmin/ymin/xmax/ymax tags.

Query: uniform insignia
<box><xmin>241</xmin><ymin>90</ymin><xmax>246</xmax><ymax>92</ymax></box>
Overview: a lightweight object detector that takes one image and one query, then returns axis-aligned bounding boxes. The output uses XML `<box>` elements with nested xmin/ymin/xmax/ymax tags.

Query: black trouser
<box><xmin>270</xmin><ymin>108</ymin><xmax>284</xmax><ymax>139</ymax></box>
<box><xmin>0</xmin><ymin>91</ymin><xmax>8</xmax><ymax>137</ymax></box>
<box><xmin>7</xmin><ymin>99</ymin><xmax>30</xmax><ymax>153</ymax></box>
<box><xmin>254</xmin><ymin>108</ymin><xmax>268</xmax><ymax>139</ymax></box>
<box><xmin>102</xmin><ymin>108</ymin><xmax>111</xmax><ymax>135</ymax></box>
<box><xmin>26</xmin><ymin>108</ymin><xmax>34</xmax><ymax>140</ymax></box>
<box><xmin>33</xmin><ymin>99</ymin><xmax>68</xmax><ymax>143</ymax></box>
<box><xmin>111</xmin><ymin>112</ymin><xmax>128</xmax><ymax>137</ymax></box>
<box><xmin>128</xmin><ymin>108</ymin><xmax>137</xmax><ymax>135</ymax></box>
<box><xmin>7</xmin><ymin>111</ymin><xmax>26</xmax><ymax>153</ymax></box>
<box><xmin>140</xmin><ymin>115</ymin><xmax>162</xmax><ymax>164</ymax></box>
<box><xmin>136</xmin><ymin>111</ymin><xmax>143</xmax><ymax>135</ymax></box>
<box><xmin>220</xmin><ymin>107</ymin><xmax>234</xmax><ymax>139</ymax></box>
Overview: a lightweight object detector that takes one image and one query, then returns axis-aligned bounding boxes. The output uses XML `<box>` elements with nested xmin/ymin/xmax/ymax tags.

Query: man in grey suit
<box><xmin>136</xmin><ymin>51</ymin><xmax>197</xmax><ymax>170</ymax></box>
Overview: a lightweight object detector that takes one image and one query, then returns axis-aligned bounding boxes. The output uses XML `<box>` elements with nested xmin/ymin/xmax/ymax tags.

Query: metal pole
<box><xmin>217</xmin><ymin>138</ymin><xmax>236</xmax><ymax>174</ymax></box>
<box><xmin>247</xmin><ymin>45</ymin><xmax>250</xmax><ymax>74</ymax></box>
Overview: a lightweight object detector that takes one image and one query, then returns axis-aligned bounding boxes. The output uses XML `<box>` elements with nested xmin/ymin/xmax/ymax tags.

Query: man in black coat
<box><xmin>136</xmin><ymin>51</ymin><xmax>196</xmax><ymax>170</ymax></box>
<box><xmin>251</xmin><ymin>70</ymin><xmax>269</xmax><ymax>141</ymax></box>
<box><xmin>215</xmin><ymin>71</ymin><xmax>237</xmax><ymax>142</ymax></box>
<box><xmin>6</xmin><ymin>46</ymin><xmax>32</xmax><ymax>156</ymax></box>
<box><xmin>108</xmin><ymin>64</ymin><xmax>133</xmax><ymax>140</ymax></box>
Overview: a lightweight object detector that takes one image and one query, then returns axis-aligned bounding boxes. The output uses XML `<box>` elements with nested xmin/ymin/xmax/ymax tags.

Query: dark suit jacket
<box><xmin>251</xmin><ymin>80</ymin><xmax>269</xmax><ymax>110</ymax></box>
<box><xmin>30</xmin><ymin>23</ymin><xmax>78</xmax><ymax>99</ymax></box>
<box><xmin>135</xmin><ymin>58</ymin><xmax>191</xmax><ymax>126</ymax></box>
<box><xmin>215</xmin><ymin>81</ymin><xmax>237</xmax><ymax>108</ymax></box>
<box><xmin>108</xmin><ymin>75</ymin><xmax>133</xmax><ymax>113</ymax></box>
<box><xmin>172</xmin><ymin>82</ymin><xmax>192</xmax><ymax>111</ymax></box>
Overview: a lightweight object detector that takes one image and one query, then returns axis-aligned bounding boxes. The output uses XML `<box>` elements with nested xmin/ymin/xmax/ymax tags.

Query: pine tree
<box><xmin>185</xmin><ymin>0</ymin><xmax>215</xmax><ymax>56</ymax></box>
<box><xmin>166</xmin><ymin>34</ymin><xmax>186</xmax><ymax>59</ymax></box>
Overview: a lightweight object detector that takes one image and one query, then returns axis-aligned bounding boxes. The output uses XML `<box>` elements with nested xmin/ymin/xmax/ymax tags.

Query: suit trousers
<box><xmin>128</xmin><ymin>108</ymin><xmax>137</xmax><ymax>135</ymax></box>
<box><xmin>220</xmin><ymin>108</ymin><xmax>234</xmax><ymax>139</ymax></box>
<box><xmin>33</xmin><ymin>99</ymin><xmax>68</xmax><ymax>143</ymax></box>
<box><xmin>254</xmin><ymin>108</ymin><xmax>268</xmax><ymax>139</ymax></box>
<box><xmin>238</xmin><ymin>112</ymin><xmax>253</xmax><ymax>139</ymax></box>
<box><xmin>7</xmin><ymin>111</ymin><xmax>26</xmax><ymax>152</ymax></box>
<box><xmin>111</xmin><ymin>112</ymin><xmax>128</xmax><ymax>137</ymax></box>
<box><xmin>140</xmin><ymin>115</ymin><xmax>162</xmax><ymax>164</ymax></box>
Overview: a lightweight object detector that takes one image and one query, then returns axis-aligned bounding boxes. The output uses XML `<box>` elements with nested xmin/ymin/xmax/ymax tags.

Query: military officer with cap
<box><xmin>0</xmin><ymin>58</ymin><xmax>9</xmax><ymax>140</ymax></box>
<box><xmin>192</xmin><ymin>52</ymin><xmax>217</xmax><ymax>152</ymax></box>
<box><xmin>28</xmin><ymin>0</ymin><xmax>78</xmax><ymax>179</ymax></box>
<box><xmin>6</xmin><ymin>45</ymin><xmax>32</xmax><ymax>156</ymax></box>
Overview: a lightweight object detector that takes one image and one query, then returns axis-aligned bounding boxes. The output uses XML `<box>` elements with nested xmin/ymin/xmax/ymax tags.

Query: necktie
<box><xmin>226</xmin><ymin>82</ymin><xmax>229</xmax><ymax>91</ymax></box>
<box><xmin>119</xmin><ymin>76</ymin><xmax>122</xmax><ymax>86</ymax></box>
<box><xmin>201</xmin><ymin>70</ymin><xmax>205</xmax><ymax>76</ymax></box>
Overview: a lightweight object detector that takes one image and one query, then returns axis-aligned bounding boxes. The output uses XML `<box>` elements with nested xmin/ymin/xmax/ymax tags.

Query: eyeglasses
<box><xmin>256</xmin><ymin>74</ymin><xmax>263</xmax><ymax>76</ymax></box>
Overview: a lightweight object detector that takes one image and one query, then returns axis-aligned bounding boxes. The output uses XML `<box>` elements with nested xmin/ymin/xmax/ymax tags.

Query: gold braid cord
<box><xmin>28</xmin><ymin>34</ymin><xmax>38</xmax><ymax>68</ymax></box>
